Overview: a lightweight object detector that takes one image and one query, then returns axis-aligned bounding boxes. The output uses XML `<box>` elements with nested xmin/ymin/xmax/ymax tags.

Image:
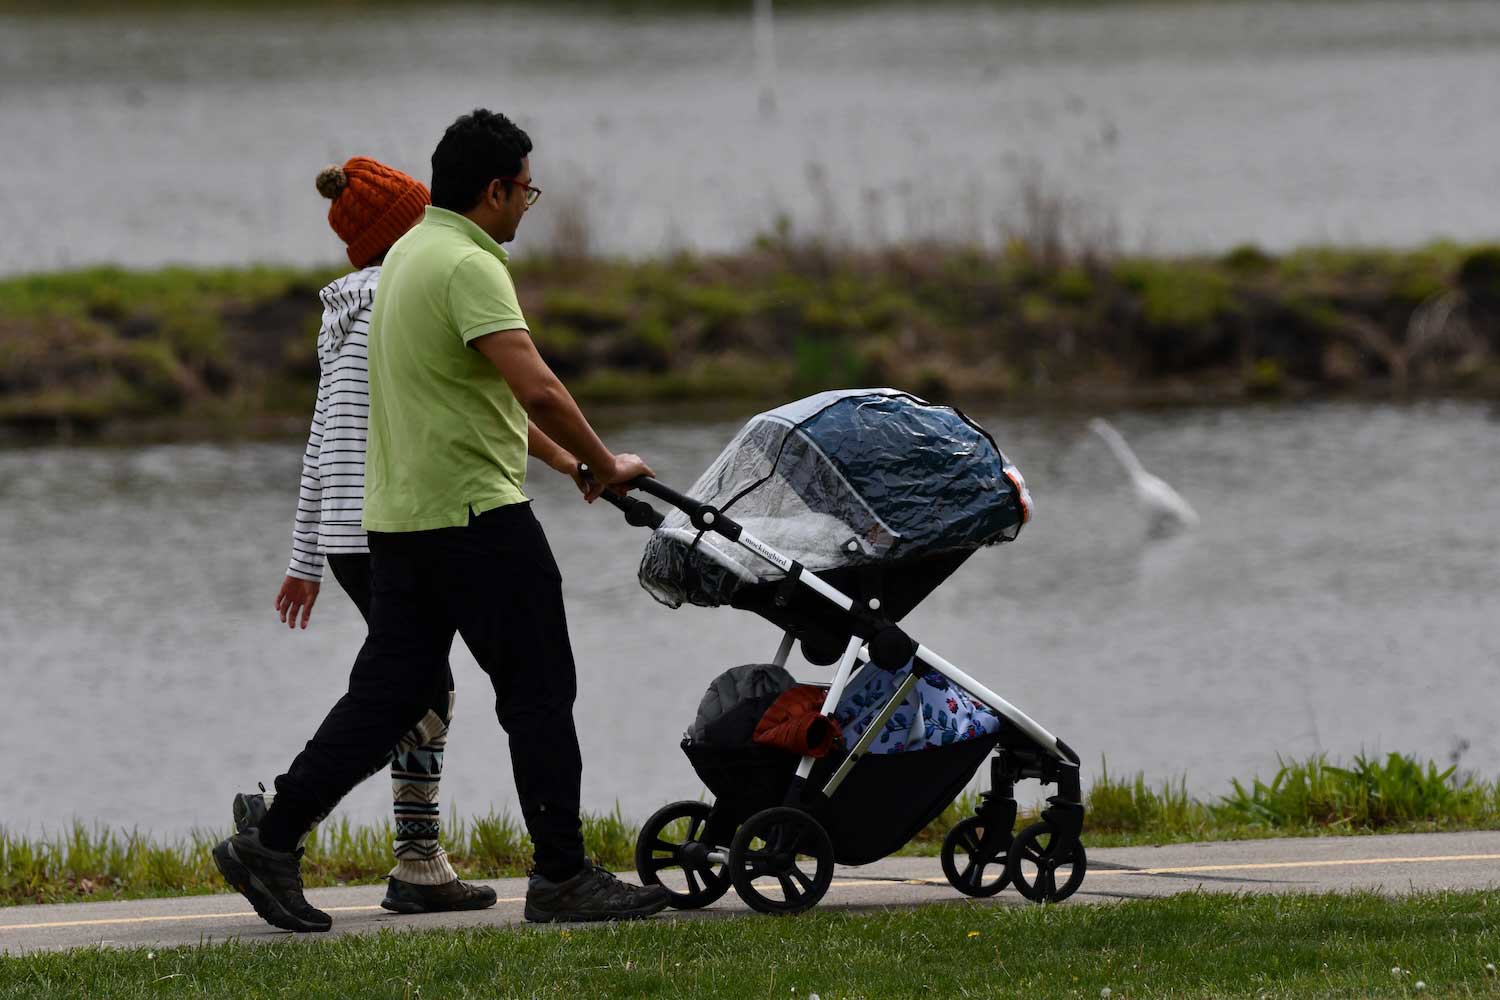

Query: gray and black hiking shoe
<box><xmin>382</xmin><ymin>876</ymin><xmax>498</xmax><ymax>914</ymax></box>
<box><xmin>524</xmin><ymin>864</ymin><xmax>671</xmax><ymax>923</ymax></box>
<box><xmin>231</xmin><ymin>786</ymin><xmax>270</xmax><ymax>834</ymax></box>
<box><xmin>212</xmin><ymin>829</ymin><xmax>332</xmax><ymax>933</ymax></box>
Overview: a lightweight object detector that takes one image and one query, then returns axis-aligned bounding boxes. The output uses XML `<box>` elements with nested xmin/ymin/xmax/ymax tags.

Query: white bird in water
<box><xmin>1088</xmin><ymin>418</ymin><xmax>1200</xmax><ymax>537</ymax></box>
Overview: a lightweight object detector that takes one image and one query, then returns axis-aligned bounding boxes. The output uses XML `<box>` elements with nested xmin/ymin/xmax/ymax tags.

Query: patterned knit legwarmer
<box><xmin>388</xmin><ymin>690</ymin><xmax>459</xmax><ymax>885</ymax></box>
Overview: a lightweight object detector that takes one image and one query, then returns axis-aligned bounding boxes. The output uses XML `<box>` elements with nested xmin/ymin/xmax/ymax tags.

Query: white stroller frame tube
<box><xmin>794</xmin><ymin>634</ymin><xmax>864</xmax><ymax>781</ymax></box>
<box><xmin>821</xmin><ymin>670</ymin><xmax>921</xmax><ymax>797</ymax></box>
<box><xmin>772</xmin><ymin>631</ymin><xmax>796</xmax><ymax>669</ymax></box>
<box><xmin>912</xmin><ymin>644</ymin><xmax>1060</xmax><ymax>757</ymax></box>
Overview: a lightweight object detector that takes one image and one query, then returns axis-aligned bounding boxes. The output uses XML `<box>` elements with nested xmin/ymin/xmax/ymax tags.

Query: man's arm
<box><xmin>473</xmin><ymin>329</ymin><xmax>652</xmax><ymax>492</ymax></box>
<box><xmin>528</xmin><ymin>422</ymin><xmax>592</xmax><ymax>499</ymax></box>
<box><xmin>527</xmin><ymin>422</ymin><xmax>574</xmax><ymax>474</ymax></box>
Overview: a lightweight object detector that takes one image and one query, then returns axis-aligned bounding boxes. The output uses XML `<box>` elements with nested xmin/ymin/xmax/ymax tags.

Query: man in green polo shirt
<box><xmin>214</xmin><ymin>109</ymin><xmax>669</xmax><ymax>931</ymax></box>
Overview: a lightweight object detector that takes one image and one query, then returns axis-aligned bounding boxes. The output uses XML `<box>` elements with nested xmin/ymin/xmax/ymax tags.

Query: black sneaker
<box><xmin>524</xmin><ymin>864</ymin><xmax>671</xmax><ymax>923</ymax></box>
<box><xmin>212</xmin><ymin>830</ymin><xmax>332</xmax><ymax>933</ymax></box>
<box><xmin>382</xmin><ymin>876</ymin><xmax>498</xmax><ymax>914</ymax></box>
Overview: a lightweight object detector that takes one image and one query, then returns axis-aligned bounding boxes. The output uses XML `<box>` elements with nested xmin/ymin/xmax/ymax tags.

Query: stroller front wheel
<box><xmin>940</xmin><ymin>816</ymin><xmax>1013</xmax><ymax>898</ymax></box>
<box><xmin>1006</xmin><ymin>821</ymin><xmax>1087</xmax><ymax>903</ymax></box>
<box><xmin>728</xmin><ymin>807</ymin><xmax>835</xmax><ymax>915</ymax></box>
<box><xmin>635</xmin><ymin>800</ymin><xmax>732</xmax><ymax>910</ymax></box>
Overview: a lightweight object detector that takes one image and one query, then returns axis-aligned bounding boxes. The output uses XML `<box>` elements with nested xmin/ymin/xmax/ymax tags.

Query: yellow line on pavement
<box><xmin>1</xmin><ymin>905</ymin><xmax>374</xmax><ymax>932</ymax></box>
<box><xmin>6</xmin><ymin>855</ymin><xmax>1499</xmax><ymax>933</ymax></box>
<box><xmin>0</xmin><ymin>880</ymin><xmax>923</xmax><ymax>934</ymax></box>
<box><xmin>896</xmin><ymin>852</ymin><xmax>1500</xmax><ymax>882</ymax></box>
<box><xmin>1123</xmin><ymin>852</ymin><xmax>1500</xmax><ymax>876</ymax></box>
<box><xmin>1</xmin><ymin>879</ymin><xmax>939</xmax><ymax>934</ymax></box>
<box><xmin>0</xmin><ymin>899</ymin><xmax>525</xmax><ymax>933</ymax></box>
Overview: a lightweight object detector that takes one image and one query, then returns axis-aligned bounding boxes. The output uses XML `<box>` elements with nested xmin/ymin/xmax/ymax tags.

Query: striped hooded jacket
<box><xmin>285</xmin><ymin>266</ymin><xmax>381</xmax><ymax>582</ymax></box>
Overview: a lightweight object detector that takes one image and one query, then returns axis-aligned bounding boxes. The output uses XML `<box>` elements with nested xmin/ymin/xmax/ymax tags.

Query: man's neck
<box><xmin>462</xmin><ymin>208</ymin><xmax>505</xmax><ymax>245</ymax></box>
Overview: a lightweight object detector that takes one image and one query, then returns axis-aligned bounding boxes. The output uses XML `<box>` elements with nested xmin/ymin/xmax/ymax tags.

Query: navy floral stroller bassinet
<box><xmin>591</xmin><ymin>389</ymin><xmax>1087</xmax><ymax>914</ymax></box>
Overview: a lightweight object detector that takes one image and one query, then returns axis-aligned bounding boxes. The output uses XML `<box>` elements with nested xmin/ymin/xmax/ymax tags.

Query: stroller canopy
<box><xmin>640</xmin><ymin>389</ymin><xmax>1033</xmax><ymax>609</ymax></box>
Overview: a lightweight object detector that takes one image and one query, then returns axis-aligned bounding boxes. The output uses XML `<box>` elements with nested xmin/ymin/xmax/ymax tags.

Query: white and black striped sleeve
<box><xmin>286</xmin><ymin>369</ymin><xmax>329</xmax><ymax>583</ymax></box>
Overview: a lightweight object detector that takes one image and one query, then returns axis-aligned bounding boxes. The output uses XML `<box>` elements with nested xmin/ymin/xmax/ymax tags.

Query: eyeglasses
<box><xmin>497</xmin><ymin>176</ymin><xmax>542</xmax><ymax>207</ymax></box>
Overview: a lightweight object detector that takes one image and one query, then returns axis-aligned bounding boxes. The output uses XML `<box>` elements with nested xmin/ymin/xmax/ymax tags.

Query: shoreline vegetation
<box><xmin>4</xmin><ymin>751</ymin><xmax>1495</xmax><ymax>908</ymax></box>
<box><xmin>3</xmin><ymin>236</ymin><xmax>1500</xmax><ymax>445</ymax></box>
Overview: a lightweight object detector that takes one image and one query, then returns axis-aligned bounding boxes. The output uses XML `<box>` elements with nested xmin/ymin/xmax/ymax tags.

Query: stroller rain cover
<box><xmin>640</xmin><ymin>388</ymin><xmax>1033</xmax><ymax>609</ymax></box>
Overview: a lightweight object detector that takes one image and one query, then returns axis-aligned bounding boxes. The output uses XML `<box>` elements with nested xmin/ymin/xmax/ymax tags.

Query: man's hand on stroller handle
<box><xmin>602</xmin><ymin>453</ymin><xmax>654</xmax><ymax>494</ymax></box>
<box><xmin>577</xmin><ymin>456</ymin><xmax>653</xmax><ymax>499</ymax></box>
<box><xmin>577</xmin><ymin>462</ymin><xmax>667</xmax><ymax>528</ymax></box>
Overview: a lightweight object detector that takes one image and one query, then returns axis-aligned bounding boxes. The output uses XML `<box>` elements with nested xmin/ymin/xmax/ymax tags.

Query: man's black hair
<box><xmin>430</xmin><ymin>109</ymin><xmax>533</xmax><ymax>213</ymax></box>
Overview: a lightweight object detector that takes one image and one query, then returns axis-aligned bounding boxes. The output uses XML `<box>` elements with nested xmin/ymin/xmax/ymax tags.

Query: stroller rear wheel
<box><xmin>728</xmin><ymin>807</ymin><xmax>835</xmax><ymax>915</ymax></box>
<box><xmin>635</xmin><ymin>800</ymin><xmax>732</xmax><ymax>910</ymax></box>
<box><xmin>940</xmin><ymin>816</ymin><xmax>1013</xmax><ymax>897</ymax></box>
<box><xmin>1006</xmin><ymin>821</ymin><xmax>1087</xmax><ymax>903</ymax></box>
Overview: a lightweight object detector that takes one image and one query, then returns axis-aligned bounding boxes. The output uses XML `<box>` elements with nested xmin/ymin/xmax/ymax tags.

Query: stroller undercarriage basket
<box><xmin>683</xmin><ymin>734</ymin><xmax>1000</xmax><ymax>867</ymax></box>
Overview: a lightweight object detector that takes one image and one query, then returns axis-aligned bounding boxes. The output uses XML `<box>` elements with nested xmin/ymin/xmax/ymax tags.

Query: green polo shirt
<box><xmin>362</xmin><ymin>206</ymin><xmax>531</xmax><ymax>532</ymax></box>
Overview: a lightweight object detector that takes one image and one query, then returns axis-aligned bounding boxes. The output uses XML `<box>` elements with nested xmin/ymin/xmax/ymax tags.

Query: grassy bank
<box><xmin>6</xmin><ymin>891</ymin><xmax>1500</xmax><ymax>998</ymax></box>
<box><xmin>5</xmin><ymin>752</ymin><xmax>1496</xmax><ymax>908</ymax></box>
<box><xmin>4</xmin><ymin>239</ymin><xmax>1500</xmax><ymax>441</ymax></box>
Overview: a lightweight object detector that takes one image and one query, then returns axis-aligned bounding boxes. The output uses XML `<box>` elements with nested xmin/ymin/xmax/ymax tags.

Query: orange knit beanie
<box><xmin>315</xmin><ymin>157</ymin><xmax>430</xmax><ymax>269</ymax></box>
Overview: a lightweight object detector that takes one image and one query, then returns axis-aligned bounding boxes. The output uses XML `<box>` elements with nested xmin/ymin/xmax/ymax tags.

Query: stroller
<box><xmin>590</xmin><ymin>389</ymin><xmax>1086</xmax><ymax>914</ymax></box>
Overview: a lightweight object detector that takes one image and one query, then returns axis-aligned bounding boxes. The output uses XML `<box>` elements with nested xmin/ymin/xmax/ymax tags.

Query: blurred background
<box><xmin>1</xmin><ymin>0</ymin><xmax>1498</xmax><ymax>838</ymax></box>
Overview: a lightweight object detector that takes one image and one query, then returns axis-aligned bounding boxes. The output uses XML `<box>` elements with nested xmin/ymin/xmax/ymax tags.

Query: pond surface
<box><xmin>2</xmin><ymin>1</ymin><xmax>1499</xmax><ymax>273</ymax></box>
<box><xmin>3</xmin><ymin>400</ymin><xmax>1497</xmax><ymax>836</ymax></box>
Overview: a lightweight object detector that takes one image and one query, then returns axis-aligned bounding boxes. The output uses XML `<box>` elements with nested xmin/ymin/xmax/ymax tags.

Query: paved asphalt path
<box><xmin>5</xmin><ymin>831</ymin><xmax>1500</xmax><ymax>955</ymax></box>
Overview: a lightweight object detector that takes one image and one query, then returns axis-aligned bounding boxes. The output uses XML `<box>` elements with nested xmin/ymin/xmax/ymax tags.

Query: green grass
<box><xmin>6</xmin><ymin>892</ymin><xmax>1500</xmax><ymax>998</ymax></box>
<box><xmin>6</xmin><ymin>753</ymin><xmax>1500</xmax><ymax>908</ymax></box>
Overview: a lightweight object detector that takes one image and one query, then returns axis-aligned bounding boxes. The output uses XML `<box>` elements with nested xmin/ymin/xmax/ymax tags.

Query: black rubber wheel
<box><xmin>941</xmin><ymin>816</ymin><xmax>1013</xmax><ymax>898</ymax></box>
<box><xmin>635</xmin><ymin>800</ymin><xmax>731</xmax><ymax>910</ymax></box>
<box><xmin>727</xmin><ymin>807</ymin><xmax>835</xmax><ymax>915</ymax></box>
<box><xmin>1005</xmin><ymin>821</ymin><xmax>1087</xmax><ymax>903</ymax></box>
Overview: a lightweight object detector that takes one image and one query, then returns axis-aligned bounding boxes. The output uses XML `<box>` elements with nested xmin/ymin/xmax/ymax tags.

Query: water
<box><xmin>3</xmin><ymin>401</ymin><xmax>1498</xmax><ymax>837</ymax></box>
<box><xmin>3</xmin><ymin>1</ymin><xmax>1500</xmax><ymax>274</ymax></box>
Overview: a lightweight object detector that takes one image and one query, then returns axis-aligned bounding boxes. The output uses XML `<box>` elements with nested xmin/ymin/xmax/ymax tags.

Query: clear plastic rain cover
<box><xmin>639</xmin><ymin>389</ymin><xmax>1033</xmax><ymax>608</ymax></box>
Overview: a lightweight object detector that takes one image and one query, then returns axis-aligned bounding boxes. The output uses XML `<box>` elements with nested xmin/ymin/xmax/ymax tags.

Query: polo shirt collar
<box><xmin>423</xmin><ymin>206</ymin><xmax>510</xmax><ymax>263</ymax></box>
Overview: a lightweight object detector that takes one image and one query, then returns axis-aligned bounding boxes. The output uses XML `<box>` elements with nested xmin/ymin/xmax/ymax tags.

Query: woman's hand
<box><xmin>275</xmin><ymin>575</ymin><xmax>320</xmax><ymax>630</ymax></box>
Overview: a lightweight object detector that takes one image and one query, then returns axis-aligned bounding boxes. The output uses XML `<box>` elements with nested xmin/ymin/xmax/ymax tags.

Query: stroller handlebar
<box><xmin>580</xmin><ymin>466</ymin><xmax>746</xmax><ymax>542</ymax></box>
<box><xmin>577</xmin><ymin>465</ymin><xmax>666</xmax><ymax>530</ymax></box>
<box><xmin>624</xmin><ymin>475</ymin><xmax>700</xmax><ymax>516</ymax></box>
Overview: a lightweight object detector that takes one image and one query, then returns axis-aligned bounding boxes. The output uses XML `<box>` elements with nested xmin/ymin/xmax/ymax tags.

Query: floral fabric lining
<box><xmin>832</xmin><ymin>661</ymin><xmax>1001</xmax><ymax>753</ymax></box>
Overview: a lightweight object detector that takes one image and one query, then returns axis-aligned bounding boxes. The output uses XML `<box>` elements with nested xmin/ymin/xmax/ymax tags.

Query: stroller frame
<box><xmin>596</xmin><ymin>472</ymin><xmax>1088</xmax><ymax>913</ymax></box>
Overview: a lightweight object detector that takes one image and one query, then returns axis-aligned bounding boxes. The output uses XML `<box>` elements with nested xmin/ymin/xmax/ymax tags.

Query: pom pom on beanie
<box><xmin>315</xmin><ymin>165</ymin><xmax>348</xmax><ymax>200</ymax></box>
<box><xmin>317</xmin><ymin>157</ymin><xmax>430</xmax><ymax>268</ymax></box>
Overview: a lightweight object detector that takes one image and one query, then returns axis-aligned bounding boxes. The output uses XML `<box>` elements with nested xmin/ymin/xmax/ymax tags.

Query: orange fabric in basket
<box><xmin>752</xmin><ymin>684</ymin><xmax>843</xmax><ymax>758</ymax></box>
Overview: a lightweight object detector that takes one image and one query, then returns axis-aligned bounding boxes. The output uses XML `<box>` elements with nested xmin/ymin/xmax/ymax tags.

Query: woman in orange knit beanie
<box><xmin>245</xmin><ymin>158</ymin><xmax>496</xmax><ymax>915</ymax></box>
